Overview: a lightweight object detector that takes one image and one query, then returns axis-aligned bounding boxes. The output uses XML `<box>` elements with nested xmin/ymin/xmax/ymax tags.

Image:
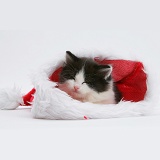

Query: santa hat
<box><xmin>0</xmin><ymin>52</ymin><xmax>159</xmax><ymax>120</ymax></box>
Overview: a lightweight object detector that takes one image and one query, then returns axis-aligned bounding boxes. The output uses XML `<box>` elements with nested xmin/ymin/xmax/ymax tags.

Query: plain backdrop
<box><xmin>0</xmin><ymin>0</ymin><xmax>160</xmax><ymax>160</ymax></box>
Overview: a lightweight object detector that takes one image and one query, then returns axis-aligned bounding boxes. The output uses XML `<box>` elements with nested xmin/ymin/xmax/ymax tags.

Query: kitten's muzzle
<box><xmin>74</xmin><ymin>85</ymin><xmax>80</xmax><ymax>92</ymax></box>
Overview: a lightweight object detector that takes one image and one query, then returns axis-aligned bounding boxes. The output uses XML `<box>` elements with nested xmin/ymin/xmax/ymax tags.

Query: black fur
<box><xmin>113</xmin><ymin>84</ymin><xmax>122</xmax><ymax>103</ymax></box>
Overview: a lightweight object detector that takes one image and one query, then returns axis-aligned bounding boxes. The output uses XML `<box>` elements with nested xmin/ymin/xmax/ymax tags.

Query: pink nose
<box><xmin>74</xmin><ymin>86</ymin><xmax>79</xmax><ymax>91</ymax></box>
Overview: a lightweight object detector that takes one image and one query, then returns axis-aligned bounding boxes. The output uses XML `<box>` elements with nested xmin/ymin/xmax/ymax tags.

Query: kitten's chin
<box><xmin>70</xmin><ymin>92</ymin><xmax>84</xmax><ymax>101</ymax></box>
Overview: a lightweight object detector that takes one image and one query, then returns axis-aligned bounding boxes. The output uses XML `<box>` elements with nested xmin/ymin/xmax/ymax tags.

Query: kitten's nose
<box><xmin>74</xmin><ymin>85</ymin><xmax>80</xmax><ymax>91</ymax></box>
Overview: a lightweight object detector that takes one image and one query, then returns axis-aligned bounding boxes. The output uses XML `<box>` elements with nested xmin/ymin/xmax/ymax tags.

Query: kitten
<box><xmin>58</xmin><ymin>51</ymin><xmax>122</xmax><ymax>104</ymax></box>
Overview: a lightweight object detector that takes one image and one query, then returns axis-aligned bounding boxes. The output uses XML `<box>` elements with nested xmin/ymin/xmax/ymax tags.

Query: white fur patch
<box><xmin>0</xmin><ymin>86</ymin><xmax>24</xmax><ymax>110</ymax></box>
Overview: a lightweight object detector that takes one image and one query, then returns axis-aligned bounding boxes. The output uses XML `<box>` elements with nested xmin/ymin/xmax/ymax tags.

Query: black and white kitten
<box><xmin>58</xmin><ymin>51</ymin><xmax>122</xmax><ymax>104</ymax></box>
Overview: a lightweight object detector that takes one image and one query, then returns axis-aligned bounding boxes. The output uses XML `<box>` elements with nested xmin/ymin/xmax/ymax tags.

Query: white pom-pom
<box><xmin>0</xmin><ymin>86</ymin><xmax>23</xmax><ymax>110</ymax></box>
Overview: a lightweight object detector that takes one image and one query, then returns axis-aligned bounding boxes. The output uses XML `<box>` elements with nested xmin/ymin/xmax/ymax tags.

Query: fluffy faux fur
<box><xmin>0</xmin><ymin>51</ymin><xmax>160</xmax><ymax>119</ymax></box>
<box><xmin>0</xmin><ymin>86</ymin><xmax>24</xmax><ymax>110</ymax></box>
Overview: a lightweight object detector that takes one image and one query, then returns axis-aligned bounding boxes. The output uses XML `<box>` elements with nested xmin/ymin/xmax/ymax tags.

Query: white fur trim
<box><xmin>31</xmin><ymin>84</ymin><xmax>159</xmax><ymax>120</ymax></box>
<box><xmin>0</xmin><ymin>86</ymin><xmax>23</xmax><ymax>110</ymax></box>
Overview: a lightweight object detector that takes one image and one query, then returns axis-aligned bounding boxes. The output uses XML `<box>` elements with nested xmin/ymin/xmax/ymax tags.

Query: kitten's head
<box><xmin>59</xmin><ymin>51</ymin><xmax>113</xmax><ymax>100</ymax></box>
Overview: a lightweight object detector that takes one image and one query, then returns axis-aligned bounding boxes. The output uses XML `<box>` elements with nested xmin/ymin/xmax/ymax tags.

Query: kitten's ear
<box><xmin>99</xmin><ymin>65</ymin><xmax>112</xmax><ymax>79</ymax></box>
<box><xmin>66</xmin><ymin>51</ymin><xmax>79</xmax><ymax>63</ymax></box>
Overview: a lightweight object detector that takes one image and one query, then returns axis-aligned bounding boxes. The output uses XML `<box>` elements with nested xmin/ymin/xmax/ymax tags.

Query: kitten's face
<box><xmin>58</xmin><ymin>51</ymin><xmax>112</xmax><ymax>101</ymax></box>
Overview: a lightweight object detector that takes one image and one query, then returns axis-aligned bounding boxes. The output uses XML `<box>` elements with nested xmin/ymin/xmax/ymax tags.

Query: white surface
<box><xmin>1</xmin><ymin>0</ymin><xmax>160</xmax><ymax>159</ymax></box>
<box><xmin>1</xmin><ymin>108</ymin><xmax>160</xmax><ymax>160</ymax></box>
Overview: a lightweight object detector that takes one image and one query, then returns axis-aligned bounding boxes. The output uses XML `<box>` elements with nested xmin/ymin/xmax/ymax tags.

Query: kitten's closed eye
<box><xmin>82</xmin><ymin>81</ymin><xmax>88</xmax><ymax>84</ymax></box>
<box><xmin>60</xmin><ymin>72</ymin><xmax>75</xmax><ymax>82</ymax></box>
<box><xmin>82</xmin><ymin>81</ymin><xmax>94</xmax><ymax>84</ymax></box>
